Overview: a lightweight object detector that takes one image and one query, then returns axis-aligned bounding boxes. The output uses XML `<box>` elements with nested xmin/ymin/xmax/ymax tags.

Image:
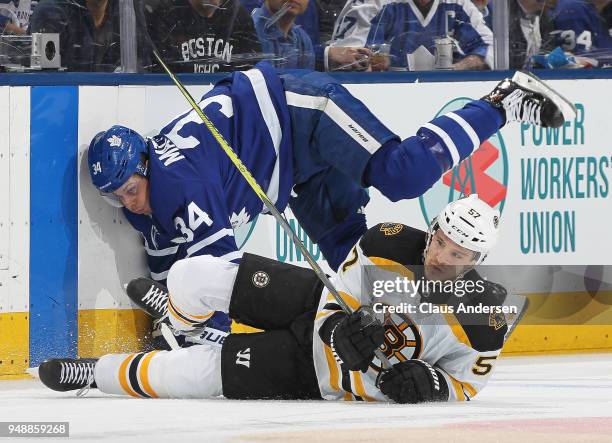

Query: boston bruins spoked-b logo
<box><xmin>371</xmin><ymin>308</ymin><xmax>422</xmax><ymax>372</ymax></box>
<box><xmin>252</xmin><ymin>271</ymin><xmax>270</xmax><ymax>288</ymax></box>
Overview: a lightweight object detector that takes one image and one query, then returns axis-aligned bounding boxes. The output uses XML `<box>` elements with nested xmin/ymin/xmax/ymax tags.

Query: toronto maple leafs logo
<box><xmin>230</xmin><ymin>207</ymin><xmax>250</xmax><ymax>229</ymax></box>
<box><xmin>107</xmin><ymin>135</ymin><xmax>122</xmax><ymax>147</ymax></box>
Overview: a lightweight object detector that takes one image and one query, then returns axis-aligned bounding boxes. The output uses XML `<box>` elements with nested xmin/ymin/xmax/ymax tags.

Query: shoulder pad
<box><xmin>452</xmin><ymin>274</ymin><xmax>508</xmax><ymax>352</ymax></box>
<box><xmin>359</xmin><ymin>223</ymin><xmax>427</xmax><ymax>267</ymax></box>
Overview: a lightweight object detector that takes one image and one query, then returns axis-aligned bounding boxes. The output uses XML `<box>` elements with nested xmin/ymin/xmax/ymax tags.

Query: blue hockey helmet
<box><xmin>88</xmin><ymin>125</ymin><xmax>149</xmax><ymax>195</ymax></box>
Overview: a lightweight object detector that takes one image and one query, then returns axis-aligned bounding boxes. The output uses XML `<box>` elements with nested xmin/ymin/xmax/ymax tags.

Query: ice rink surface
<box><xmin>1</xmin><ymin>353</ymin><xmax>612</xmax><ymax>442</ymax></box>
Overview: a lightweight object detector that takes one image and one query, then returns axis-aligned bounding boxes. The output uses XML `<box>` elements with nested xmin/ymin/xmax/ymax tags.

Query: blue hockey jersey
<box><xmin>331</xmin><ymin>0</ymin><xmax>493</xmax><ymax>69</ymax></box>
<box><xmin>551</xmin><ymin>0</ymin><xmax>612</xmax><ymax>54</ymax></box>
<box><xmin>124</xmin><ymin>62</ymin><xmax>293</xmax><ymax>281</ymax></box>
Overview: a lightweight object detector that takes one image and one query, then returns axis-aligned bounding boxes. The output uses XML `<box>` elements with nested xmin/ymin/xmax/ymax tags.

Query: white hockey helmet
<box><xmin>427</xmin><ymin>194</ymin><xmax>500</xmax><ymax>265</ymax></box>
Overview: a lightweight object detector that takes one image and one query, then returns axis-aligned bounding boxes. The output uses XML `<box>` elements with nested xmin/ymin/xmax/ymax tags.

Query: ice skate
<box><xmin>38</xmin><ymin>358</ymin><xmax>98</xmax><ymax>392</ymax></box>
<box><xmin>126</xmin><ymin>277</ymin><xmax>168</xmax><ymax>319</ymax></box>
<box><xmin>482</xmin><ymin>70</ymin><xmax>576</xmax><ymax>128</ymax></box>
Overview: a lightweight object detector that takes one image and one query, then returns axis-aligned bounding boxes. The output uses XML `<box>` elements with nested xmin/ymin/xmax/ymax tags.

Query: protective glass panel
<box><xmin>328</xmin><ymin>0</ymin><xmax>495</xmax><ymax>71</ymax></box>
<box><xmin>142</xmin><ymin>0</ymin><xmax>264</xmax><ymax>73</ymax></box>
<box><xmin>3</xmin><ymin>1</ymin><xmax>612</xmax><ymax>74</ymax></box>
<box><xmin>509</xmin><ymin>0</ymin><xmax>612</xmax><ymax>70</ymax></box>
<box><xmin>1</xmin><ymin>0</ymin><xmax>149</xmax><ymax>72</ymax></box>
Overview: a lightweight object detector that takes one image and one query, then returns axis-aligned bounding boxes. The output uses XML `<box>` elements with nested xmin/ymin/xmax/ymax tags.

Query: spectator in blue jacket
<box><xmin>252</xmin><ymin>0</ymin><xmax>315</xmax><ymax>68</ymax></box>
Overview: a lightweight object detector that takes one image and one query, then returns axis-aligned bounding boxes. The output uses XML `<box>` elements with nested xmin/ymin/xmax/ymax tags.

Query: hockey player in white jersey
<box><xmin>39</xmin><ymin>195</ymin><xmax>518</xmax><ymax>404</ymax></box>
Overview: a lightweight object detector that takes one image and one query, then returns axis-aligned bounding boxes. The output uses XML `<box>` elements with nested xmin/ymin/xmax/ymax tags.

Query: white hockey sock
<box><xmin>95</xmin><ymin>346</ymin><xmax>223</xmax><ymax>399</ymax></box>
<box><xmin>166</xmin><ymin>255</ymin><xmax>238</xmax><ymax>332</ymax></box>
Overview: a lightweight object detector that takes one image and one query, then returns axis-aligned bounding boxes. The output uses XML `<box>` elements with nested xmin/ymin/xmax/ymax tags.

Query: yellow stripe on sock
<box><xmin>118</xmin><ymin>354</ymin><xmax>141</xmax><ymax>398</ymax></box>
<box><xmin>139</xmin><ymin>351</ymin><xmax>160</xmax><ymax>398</ymax></box>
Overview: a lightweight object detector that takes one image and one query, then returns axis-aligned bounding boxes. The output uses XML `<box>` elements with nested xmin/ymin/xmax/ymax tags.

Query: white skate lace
<box><xmin>503</xmin><ymin>89</ymin><xmax>542</xmax><ymax>126</ymax></box>
<box><xmin>142</xmin><ymin>285</ymin><xmax>168</xmax><ymax>316</ymax></box>
<box><xmin>76</xmin><ymin>371</ymin><xmax>95</xmax><ymax>398</ymax></box>
<box><xmin>60</xmin><ymin>362</ymin><xmax>94</xmax><ymax>386</ymax></box>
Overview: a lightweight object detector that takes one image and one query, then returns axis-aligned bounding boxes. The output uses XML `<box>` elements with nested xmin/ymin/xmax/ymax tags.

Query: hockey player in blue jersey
<box><xmin>88</xmin><ymin>63</ymin><xmax>573</xmax><ymax>287</ymax></box>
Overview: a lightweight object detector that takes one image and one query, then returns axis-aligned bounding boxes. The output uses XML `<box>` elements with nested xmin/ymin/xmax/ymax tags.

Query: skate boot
<box><xmin>126</xmin><ymin>277</ymin><xmax>168</xmax><ymax>319</ymax></box>
<box><xmin>38</xmin><ymin>358</ymin><xmax>98</xmax><ymax>392</ymax></box>
<box><xmin>482</xmin><ymin>70</ymin><xmax>576</xmax><ymax>128</ymax></box>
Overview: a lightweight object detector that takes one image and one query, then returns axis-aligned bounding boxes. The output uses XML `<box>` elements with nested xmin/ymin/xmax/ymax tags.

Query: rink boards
<box><xmin>0</xmin><ymin>73</ymin><xmax>611</xmax><ymax>375</ymax></box>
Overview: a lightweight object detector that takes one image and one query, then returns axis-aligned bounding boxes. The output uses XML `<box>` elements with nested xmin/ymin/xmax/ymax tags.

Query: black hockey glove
<box><xmin>379</xmin><ymin>360</ymin><xmax>449</xmax><ymax>404</ymax></box>
<box><xmin>329</xmin><ymin>307</ymin><xmax>385</xmax><ymax>372</ymax></box>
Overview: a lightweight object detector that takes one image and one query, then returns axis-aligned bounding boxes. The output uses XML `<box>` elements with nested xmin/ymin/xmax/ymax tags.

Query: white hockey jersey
<box><xmin>312</xmin><ymin>223</ymin><xmax>510</xmax><ymax>402</ymax></box>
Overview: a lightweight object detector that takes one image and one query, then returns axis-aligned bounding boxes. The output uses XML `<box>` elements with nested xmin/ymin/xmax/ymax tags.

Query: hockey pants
<box><xmin>280</xmin><ymin>70</ymin><xmax>505</xmax><ymax>270</ymax></box>
<box><xmin>95</xmin><ymin>254</ymin><xmax>323</xmax><ymax>399</ymax></box>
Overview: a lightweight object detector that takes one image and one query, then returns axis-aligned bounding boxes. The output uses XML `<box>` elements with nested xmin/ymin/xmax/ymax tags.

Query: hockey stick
<box><xmin>150</xmin><ymin>50</ymin><xmax>391</xmax><ymax>370</ymax></box>
<box><xmin>131</xmin><ymin>0</ymin><xmax>390</xmax><ymax>368</ymax></box>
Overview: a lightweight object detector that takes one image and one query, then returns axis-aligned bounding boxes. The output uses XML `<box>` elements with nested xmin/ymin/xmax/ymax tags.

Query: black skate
<box><xmin>483</xmin><ymin>71</ymin><xmax>576</xmax><ymax>128</ymax></box>
<box><xmin>38</xmin><ymin>358</ymin><xmax>98</xmax><ymax>392</ymax></box>
<box><xmin>126</xmin><ymin>277</ymin><xmax>168</xmax><ymax>319</ymax></box>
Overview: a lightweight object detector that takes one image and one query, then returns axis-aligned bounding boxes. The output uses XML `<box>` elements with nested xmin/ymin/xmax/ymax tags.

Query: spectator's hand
<box><xmin>452</xmin><ymin>54</ymin><xmax>488</xmax><ymax>71</ymax></box>
<box><xmin>328</xmin><ymin>47</ymin><xmax>372</xmax><ymax>71</ymax></box>
<box><xmin>369</xmin><ymin>51</ymin><xmax>390</xmax><ymax>72</ymax></box>
<box><xmin>5</xmin><ymin>23</ymin><xmax>26</xmax><ymax>35</ymax></box>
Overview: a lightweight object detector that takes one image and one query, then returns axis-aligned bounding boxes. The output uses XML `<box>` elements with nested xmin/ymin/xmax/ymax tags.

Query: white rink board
<box><xmin>70</xmin><ymin>78</ymin><xmax>612</xmax><ymax>310</ymax></box>
<box><xmin>0</xmin><ymin>87</ymin><xmax>30</xmax><ymax>314</ymax></box>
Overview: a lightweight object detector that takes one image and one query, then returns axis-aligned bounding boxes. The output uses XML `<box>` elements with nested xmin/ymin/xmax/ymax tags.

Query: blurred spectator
<box><xmin>509</xmin><ymin>0</ymin><xmax>557</xmax><ymax>68</ymax></box>
<box><xmin>551</xmin><ymin>0</ymin><xmax>612</xmax><ymax>54</ymax></box>
<box><xmin>29</xmin><ymin>0</ymin><xmax>150</xmax><ymax>71</ymax></box>
<box><xmin>0</xmin><ymin>0</ymin><xmax>36</xmax><ymax>34</ymax></box>
<box><xmin>297</xmin><ymin>0</ymin><xmax>346</xmax><ymax>46</ymax></box>
<box><xmin>252</xmin><ymin>0</ymin><xmax>315</xmax><ymax>69</ymax></box>
<box><xmin>471</xmin><ymin>0</ymin><xmax>492</xmax><ymax>29</ymax></box>
<box><xmin>240</xmin><ymin>0</ymin><xmax>360</xmax><ymax>70</ymax></box>
<box><xmin>145</xmin><ymin>0</ymin><xmax>261</xmax><ymax>73</ymax></box>
<box><xmin>240</xmin><ymin>0</ymin><xmax>345</xmax><ymax>47</ymax></box>
<box><xmin>330</xmin><ymin>0</ymin><xmax>493</xmax><ymax>71</ymax></box>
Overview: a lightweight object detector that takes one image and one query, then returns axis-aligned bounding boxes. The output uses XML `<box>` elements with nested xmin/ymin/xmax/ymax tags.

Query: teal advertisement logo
<box><xmin>235</xmin><ymin>216</ymin><xmax>258</xmax><ymax>249</ymax></box>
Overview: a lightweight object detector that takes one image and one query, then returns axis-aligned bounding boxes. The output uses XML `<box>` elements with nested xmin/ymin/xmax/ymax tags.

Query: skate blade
<box><xmin>160</xmin><ymin>322</ymin><xmax>181</xmax><ymax>350</ymax></box>
<box><xmin>512</xmin><ymin>71</ymin><xmax>577</xmax><ymax>122</ymax></box>
<box><xmin>26</xmin><ymin>366</ymin><xmax>40</xmax><ymax>379</ymax></box>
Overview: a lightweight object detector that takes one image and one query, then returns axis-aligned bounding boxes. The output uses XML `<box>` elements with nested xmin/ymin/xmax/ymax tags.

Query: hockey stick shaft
<box><xmin>152</xmin><ymin>50</ymin><xmax>391</xmax><ymax>369</ymax></box>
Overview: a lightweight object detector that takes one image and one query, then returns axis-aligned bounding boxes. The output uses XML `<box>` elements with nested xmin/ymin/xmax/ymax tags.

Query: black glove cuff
<box><xmin>329</xmin><ymin>324</ymin><xmax>345</xmax><ymax>366</ymax></box>
<box><xmin>318</xmin><ymin>312</ymin><xmax>346</xmax><ymax>346</ymax></box>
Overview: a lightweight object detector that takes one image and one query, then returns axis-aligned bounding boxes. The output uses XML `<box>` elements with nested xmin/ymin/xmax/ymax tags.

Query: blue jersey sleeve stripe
<box><xmin>285</xmin><ymin>91</ymin><xmax>382</xmax><ymax>154</ymax></box>
<box><xmin>240</xmin><ymin>68</ymin><xmax>283</xmax><ymax>206</ymax></box>
<box><xmin>145</xmin><ymin>245</ymin><xmax>180</xmax><ymax>256</ymax></box>
<box><xmin>421</xmin><ymin>122</ymin><xmax>460</xmax><ymax>166</ymax></box>
<box><xmin>446</xmin><ymin>112</ymin><xmax>481</xmax><ymax>153</ymax></box>
<box><xmin>186</xmin><ymin>228</ymin><xmax>235</xmax><ymax>257</ymax></box>
<box><xmin>429</xmin><ymin>115</ymin><xmax>474</xmax><ymax>162</ymax></box>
